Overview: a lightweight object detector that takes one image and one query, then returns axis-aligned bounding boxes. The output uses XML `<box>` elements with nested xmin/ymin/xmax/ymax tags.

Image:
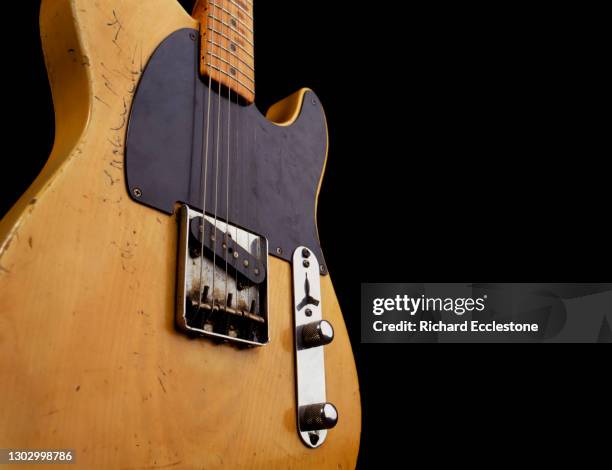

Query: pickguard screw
<box><xmin>254</xmin><ymin>268</ymin><xmax>260</xmax><ymax>275</ymax></box>
<box><xmin>189</xmin><ymin>32</ymin><xmax>196</xmax><ymax>41</ymax></box>
<box><xmin>305</xmin><ymin>309</ymin><xmax>313</xmax><ymax>317</ymax></box>
<box><xmin>303</xmin><ymin>260</ymin><xmax>310</xmax><ymax>268</ymax></box>
<box><xmin>243</xmin><ymin>259</ymin><xmax>249</xmax><ymax>267</ymax></box>
<box><xmin>276</xmin><ymin>247</ymin><xmax>283</xmax><ymax>255</ymax></box>
<box><xmin>133</xmin><ymin>188</ymin><xmax>142</xmax><ymax>198</ymax></box>
<box><xmin>320</xmin><ymin>265</ymin><xmax>326</xmax><ymax>274</ymax></box>
<box><xmin>312</xmin><ymin>98</ymin><xmax>317</xmax><ymax>105</ymax></box>
<box><xmin>302</xmin><ymin>248</ymin><xmax>311</xmax><ymax>258</ymax></box>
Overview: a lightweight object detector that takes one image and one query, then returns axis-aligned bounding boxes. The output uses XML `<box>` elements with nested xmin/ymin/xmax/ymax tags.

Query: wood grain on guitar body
<box><xmin>0</xmin><ymin>1</ymin><xmax>360</xmax><ymax>468</ymax></box>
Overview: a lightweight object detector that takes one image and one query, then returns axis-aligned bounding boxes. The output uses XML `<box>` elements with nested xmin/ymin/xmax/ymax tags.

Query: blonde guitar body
<box><xmin>0</xmin><ymin>1</ymin><xmax>360</xmax><ymax>468</ymax></box>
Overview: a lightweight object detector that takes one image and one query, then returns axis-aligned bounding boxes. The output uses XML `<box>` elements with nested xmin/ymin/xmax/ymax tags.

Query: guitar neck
<box><xmin>192</xmin><ymin>0</ymin><xmax>255</xmax><ymax>103</ymax></box>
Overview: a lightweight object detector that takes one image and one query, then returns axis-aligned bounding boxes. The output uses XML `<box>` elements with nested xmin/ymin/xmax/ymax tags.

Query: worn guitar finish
<box><xmin>126</xmin><ymin>28</ymin><xmax>328</xmax><ymax>266</ymax></box>
<box><xmin>0</xmin><ymin>1</ymin><xmax>360</xmax><ymax>468</ymax></box>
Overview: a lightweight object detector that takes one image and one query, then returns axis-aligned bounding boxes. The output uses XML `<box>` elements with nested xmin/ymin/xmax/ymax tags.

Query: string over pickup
<box><xmin>189</xmin><ymin>216</ymin><xmax>266</xmax><ymax>284</ymax></box>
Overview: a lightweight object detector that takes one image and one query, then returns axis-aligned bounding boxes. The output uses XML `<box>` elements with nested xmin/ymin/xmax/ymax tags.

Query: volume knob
<box><xmin>301</xmin><ymin>320</ymin><xmax>334</xmax><ymax>348</ymax></box>
<box><xmin>299</xmin><ymin>403</ymin><xmax>338</xmax><ymax>432</ymax></box>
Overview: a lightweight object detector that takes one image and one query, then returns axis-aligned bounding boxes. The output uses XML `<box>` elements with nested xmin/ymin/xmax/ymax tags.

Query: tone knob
<box><xmin>301</xmin><ymin>320</ymin><xmax>334</xmax><ymax>348</ymax></box>
<box><xmin>299</xmin><ymin>403</ymin><xmax>338</xmax><ymax>432</ymax></box>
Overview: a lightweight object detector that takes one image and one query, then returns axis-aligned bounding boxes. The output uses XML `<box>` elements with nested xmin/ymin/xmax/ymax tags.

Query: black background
<box><xmin>1</xmin><ymin>1</ymin><xmax>608</xmax><ymax>467</ymax></box>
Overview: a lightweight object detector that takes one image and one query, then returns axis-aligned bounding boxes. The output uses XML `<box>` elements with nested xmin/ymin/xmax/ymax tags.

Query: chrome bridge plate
<box><xmin>176</xmin><ymin>204</ymin><xmax>269</xmax><ymax>346</ymax></box>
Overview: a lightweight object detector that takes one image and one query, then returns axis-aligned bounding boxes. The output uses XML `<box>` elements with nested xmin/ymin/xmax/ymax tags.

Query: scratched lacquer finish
<box><xmin>0</xmin><ymin>1</ymin><xmax>360</xmax><ymax>468</ymax></box>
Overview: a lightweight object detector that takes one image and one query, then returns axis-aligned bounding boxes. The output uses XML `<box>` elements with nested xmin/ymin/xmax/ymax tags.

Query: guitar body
<box><xmin>0</xmin><ymin>1</ymin><xmax>360</xmax><ymax>468</ymax></box>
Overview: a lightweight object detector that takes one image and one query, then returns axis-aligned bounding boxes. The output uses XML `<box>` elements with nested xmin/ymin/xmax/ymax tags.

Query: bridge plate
<box><xmin>176</xmin><ymin>205</ymin><xmax>269</xmax><ymax>346</ymax></box>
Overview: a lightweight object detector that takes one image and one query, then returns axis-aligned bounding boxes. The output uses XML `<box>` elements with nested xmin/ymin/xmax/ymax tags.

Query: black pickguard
<box><xmin>125</xmin><ymin>29</ymin><xmax>328</xmax><ymax>270</ymax></box>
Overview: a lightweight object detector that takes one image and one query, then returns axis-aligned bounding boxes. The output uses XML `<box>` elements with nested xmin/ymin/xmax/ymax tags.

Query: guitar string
<box><xmin>230</xmin><ymin>2</ymin><xmax>241</xmax><ymax>322</ymax></box>
<box><xmin>226</xmin><ymin>1</ymin><xmax>250</xmax><ymax>326</ymax></box>
<box><xmin>244</xmin><ymin>4</ymin><xmax>253</xmax><ymax>325</ymax></box>
<box><xmin>200</xmin><ymin>0</ymin><xmax>253</xmax><ymax>330</ymax></box>
<box><xmin>237</xmin><ymin>118</ymin><xmax>244</xmax><ymax>321</ymax></box>
<box><xmin>233</xmin><ymin>1</ymin><xmax>253</xmax><ymax>327</ymax></box>
<box><xmin>251</xmin><ymin>0</ymin><xmax>258</xmax><ymax>321</ymax></box>
<box><xmin>251</xmin><ymin>0</ymin><xmax>258</xmax><ymax>322</ymax></box>
<box><xmin>223</xmin><ymin>2</ymin><xmax>235</xmax><ymax>320</ymax></box>
<box><xmin>197</xmin><ymin>2</ymin><xmax>214</xmax><ymax>317</ymax></box>
<box><xmin>210</xmin><ymin>0</ymin><xmax>223</xmax><ymax>321</ymax></box>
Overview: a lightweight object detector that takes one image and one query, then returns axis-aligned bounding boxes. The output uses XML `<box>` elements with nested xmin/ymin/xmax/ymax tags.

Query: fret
<box><xmin>208</xmin><ymin>15</ymin><xmax>254</xmax><ymax>47</ymax></box>
<box><xmin>209</xmin><ymin>1</ymin><xmax>252</xmax><ymax>33</ymax></box>
<box><xmin>193</xmin><ymin>0</ymin><xmax>255</xmax><ymax>103</ymax></box>
<box><xmin>207</xmin><ymin>40</ymin><xmax>254</xmax><ymax>71</ymax></box>
<box><xmin>207</xmin><ymin>8</ymin><xmax>254</xmax><ymax>33</ymax></box>
<box><xmin>227</xmin><ymin>0</ymin><xmax>253</xmax><ymax>20</ymax></box>
<box><xmin>207</xmin><ymin>26</ymin><xmax>252</xmax><ymax>58</ymax></box>
<box><xmin>207</xmin><ymin>52</ymin><xmax>255</xmax><ymax>81</ymax></box>
<box><xmin>207</xmin><ymin>40</ymin><xmax>253</xmax><ymax>67</ymax></box>
<box><xmin>206</xmin><ymin>63</ymin><xmax>255</xmax><ymax>94</ymax></box>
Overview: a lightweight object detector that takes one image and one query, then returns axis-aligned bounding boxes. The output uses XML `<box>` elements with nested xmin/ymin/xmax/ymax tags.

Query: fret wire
<box><xmin>207</xmin><ymin>51</ymin><xmax>255</xmax><ymax>81</ymax></box>
<box><xmin>209</xmin><ymin>1</ymin><xmax>253</xmax><ymax>32</ymax></box>
<box><xmin>207</xmin><ymin>8</ymin><xmax>253</xmax><ymax>34</ymax></box>
<box><xmin>226</xmin><ymin>0</ymin><xmax>253</xmax><ymax>20</ymax></box>
<box><xmin>208</xmin><ymin>14</ymin><xmax>254</xmax><ymax>46</ymax></box>
<box><xmin>207</xmin><ymin>39</ymin><xmax>254</xmax><ymax>70</ymax></box>
<box><xmin>207</xmin><ymin>26</ymin><xmax>253</xmax><ymax>57</ymax></box>
<box><xmin>206</xmin><ymin>62</ymin><xmax>255</xmax><ymax>93</ymax></box>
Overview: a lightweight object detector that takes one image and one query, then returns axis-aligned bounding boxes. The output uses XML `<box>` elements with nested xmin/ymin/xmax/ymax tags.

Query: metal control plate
<box><xmin>292</xmin><ymin>247</ymin><xmax>329</xmax><ymax>448</ymax></box>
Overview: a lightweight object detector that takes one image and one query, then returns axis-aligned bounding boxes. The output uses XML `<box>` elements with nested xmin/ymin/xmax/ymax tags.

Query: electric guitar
<box><xmin>0</xmin><ymin>1</ymin><xmax>360</xmax><ymax>467</ymax></box>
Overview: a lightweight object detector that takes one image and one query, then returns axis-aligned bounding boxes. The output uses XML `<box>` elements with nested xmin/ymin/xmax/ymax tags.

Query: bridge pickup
<box><xmin>189</xmin><ymin>217</ymin><xmax>266</xmax><ymax>284</ymax></box>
